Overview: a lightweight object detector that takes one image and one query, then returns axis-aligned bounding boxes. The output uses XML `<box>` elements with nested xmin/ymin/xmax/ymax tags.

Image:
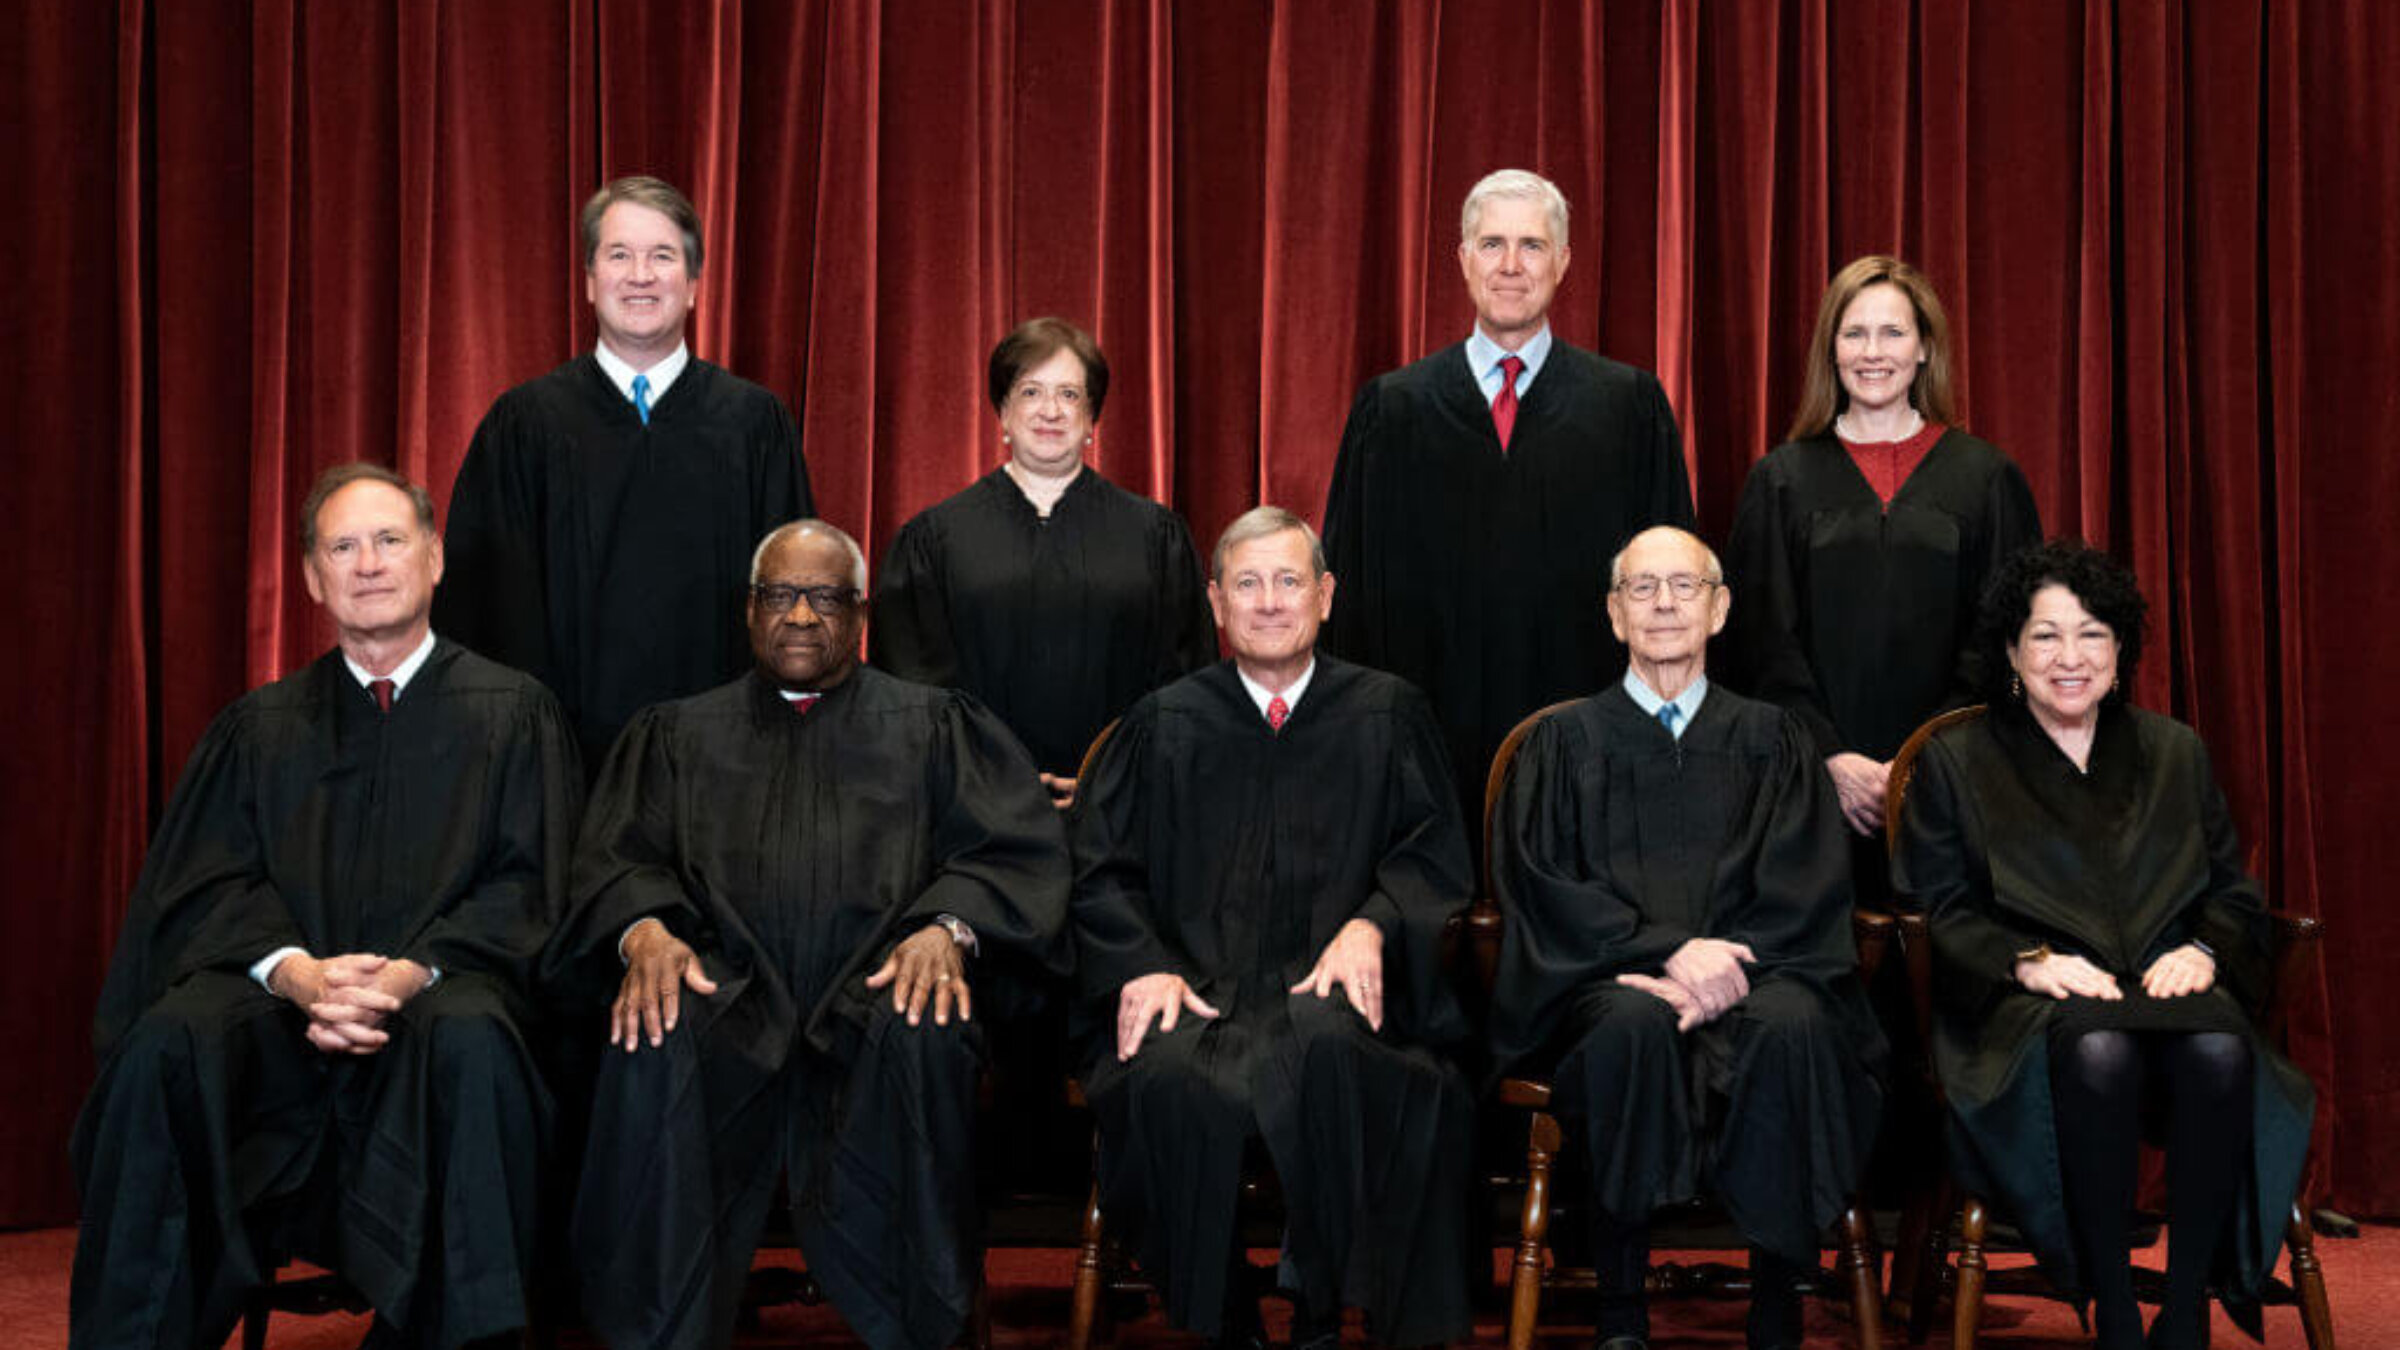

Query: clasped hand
<box><xmin>1824</xmin><ymin>753</ymin><xmax>1890</xmax><ymax>836</ymax></box>
<box><xmin>2015</xmin><ymin>943</ymin><xmax>2215</xmax><ymax>1000</ymax></box>
<box><xmin>1617</xmin><ymin>937</ymin><xmax>1758</xmax><ymax>1031</ymax></box>
<box><xmin>273</xmin><ymin>952</ymin><xmax>432</xmax><ymax>1056</ymax></box>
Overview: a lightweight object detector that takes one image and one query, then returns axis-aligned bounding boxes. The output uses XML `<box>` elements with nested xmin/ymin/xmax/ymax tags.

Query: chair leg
<box><xmin>1903</xmin><ymin>1173</ymin><xmax>1954</xmax><ymax>1346</ymax></box>
<box><xmin>1950</xmin><ymin>1195</ymin><xmax>1988</xmax><ymax>1350</ymax></box>
<box><xmin>2287</xmin><ymin>1200</ymin><xmax>2337</xmax><ymax>1349</ymax></box>
<box><xmin>241</xmin><ymin>1300</ymin><xmax>270</xmax><ymax>1350</ymax></box>
<box><xmin>1507</xmin><ymin>1110</ymin><xmax>1562</xmax><ymax>1350</ymax></box>
<box><xmin>1069</xmin><ymin>1170</ymin><xmax>1108</xmax><ymax>1350</ymax></box>
<box><xmin>1837</xmin><ymin>1199</ymin><xmax>1884</xmax><ymax>1350</ymax></box>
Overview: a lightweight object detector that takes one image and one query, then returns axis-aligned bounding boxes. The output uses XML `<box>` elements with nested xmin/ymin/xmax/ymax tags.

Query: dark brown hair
<box><xmin>986</xmin><ymin>317</ymin><xmax>1110</xmax><ymax>419</ymax></box>
<box><xmin>1786</xmin><ymin>255</ymin><xmax>1959</xmax><ymax>440</ymax></box>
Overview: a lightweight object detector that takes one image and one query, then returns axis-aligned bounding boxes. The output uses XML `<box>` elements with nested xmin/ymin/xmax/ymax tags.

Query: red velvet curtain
<box><xmin>6</xmin><ymin>0</ymin><xmax>2395</xmax><ymax>1225</ymax></box>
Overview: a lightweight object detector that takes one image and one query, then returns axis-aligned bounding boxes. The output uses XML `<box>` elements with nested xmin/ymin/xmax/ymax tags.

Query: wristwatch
<box><xmin>2012</xmin><ymin>942</ymin><xmax>2053</xmax><ymax>965</ymax></box>
<box><xmin>932</xmin><ymin>914</ymin><xmax>976</xmax><ymax>950</ymax></box>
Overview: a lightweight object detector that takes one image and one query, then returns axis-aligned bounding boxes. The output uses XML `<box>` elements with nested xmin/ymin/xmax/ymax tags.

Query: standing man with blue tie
<box><xmin>1321</xmin><ymin>168</ymin><xmax>1693</xmax><ymax>850</ymax></box>
<box><xmin>1486</xmin><ymin>526</ymin><xmax>1884</xmax><ymax>1350</ymax></box>
<box><xmin>437</xmin><ymin>175</ymin><xmax>812</xmax><ymax>774</ymax></box>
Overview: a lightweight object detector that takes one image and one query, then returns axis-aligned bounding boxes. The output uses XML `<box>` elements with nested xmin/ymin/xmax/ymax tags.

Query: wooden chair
<box><xmin>1063</xmin><ymin>717</ymin><xmax>1309</xmax><ymax>1350</ymax></box>
<box><xmin>1469</xmin><ymin>701</ymin><xmax>1889</xmax><ymax>1350</ymax></box>
<box><xmin>1880</xmin><ymin>704</ymin><xmax>2336</xmax><ymax>1348</ymax></box>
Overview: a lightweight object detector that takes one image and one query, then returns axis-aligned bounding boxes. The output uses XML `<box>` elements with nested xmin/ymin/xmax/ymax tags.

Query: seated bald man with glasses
<box><xmin>550</xmin><ymin>519</ymin><xmax>1070</xmax><ymax>1350</ymax></box>
<box><xmin>1486</xmin><ymin>526</ymin><xmax>1885</xmax><ymax>1350</ymax></box>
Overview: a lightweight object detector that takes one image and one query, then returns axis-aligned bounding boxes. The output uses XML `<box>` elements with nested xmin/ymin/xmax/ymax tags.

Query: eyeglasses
<box><xmin>1615</xmin><ymin>573</ymin><xmax>1718</xmax><ymax>602</ymax></box>
<box><xmin>1009</xmin><ymin>382</ymin><xmax>1087</xmax><ymax>408</ymax></box>
<box><xmin>751</xmin><ymin>583</ymin><xmax>860</xmax><ymax>617</ymax></box>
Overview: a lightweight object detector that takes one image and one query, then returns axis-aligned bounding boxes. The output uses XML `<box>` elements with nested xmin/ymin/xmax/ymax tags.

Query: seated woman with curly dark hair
<box><xmin>1891</xmin><ymin>540</ymin><xmax>2314</xmax><ymax>1349</ymax></box>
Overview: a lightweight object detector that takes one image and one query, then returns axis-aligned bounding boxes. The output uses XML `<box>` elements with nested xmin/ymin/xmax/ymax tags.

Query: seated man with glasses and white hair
<box><xmin>1486</xmin><ymin>525</ymin><xmax>1886</xmax><ymax>1350</ymax></box>
<box><xmin>551</xmin><ymin>518</ymin><xmax>1070</xmax><ymax>1350</ymax></box>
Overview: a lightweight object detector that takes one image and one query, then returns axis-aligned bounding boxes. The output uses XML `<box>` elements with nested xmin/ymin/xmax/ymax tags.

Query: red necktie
<box><xmin>791</xmin><ymin>694</ymin><xmax>820</xmax><ymax>715</ymax></box>
<box><xmin>370</xmin><ymin>678</ymin><xmax>395</xmax><ymax>714</ymax></box>
<box><xmin>1492</xmin><ymin>354</ymin><xmax>1525</xmax><ymax>450</ymax></box>
<box><xmin>1267</xmin><ymin>695</ymin><xmax>1289</xmax><ymax>731</ymax></box>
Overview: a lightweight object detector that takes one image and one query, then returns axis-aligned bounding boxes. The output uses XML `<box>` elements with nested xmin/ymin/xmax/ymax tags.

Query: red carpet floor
<box><xmin>6</xmin><ymin>1226</ymin><xmax>2389</xmax><ymax>1348</ymax></box>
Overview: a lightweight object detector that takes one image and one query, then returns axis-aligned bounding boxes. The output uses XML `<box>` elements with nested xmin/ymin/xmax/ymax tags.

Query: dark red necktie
<box><xmin>1492</xmin><ymin>354</ymin><xmax>1525</xmax><ymax>450</ymax></box>
<box><xmin>792</xmin><ymin>694</ymin><xmax>819</xmax><ymax>715</ymax></box>
<box><xmin>370</xmin><ymin>678</ymin><xmax>395</xmax><ymax>714</ymax></box>
<box><xmin>1267</xmin><ymin>695</ymin><xmax>1289</xmax><ymax>731</ymax></box>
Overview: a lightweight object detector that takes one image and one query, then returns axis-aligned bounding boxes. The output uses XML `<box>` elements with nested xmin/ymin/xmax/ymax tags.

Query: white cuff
<box><xmin>251</xmin><ymin>946</ymin><xmax>307</xmax><ymax>995</ymax></box>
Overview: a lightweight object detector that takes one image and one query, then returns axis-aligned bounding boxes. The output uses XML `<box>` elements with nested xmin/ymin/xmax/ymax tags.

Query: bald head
<box><xmin>1607</xmin><ymin>526</ymin><xmax>1722</xmax><ymax>589</ymax></box>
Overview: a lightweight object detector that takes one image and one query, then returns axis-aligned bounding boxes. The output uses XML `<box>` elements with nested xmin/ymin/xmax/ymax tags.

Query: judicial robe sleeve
<box><xmin>542</xmin><ymin>704</ymin><xmax>711</xmax><ymax>1007</ymax></box>
<box><xmin>1151</xmin><ymin>510</ymin><xmax>1220</xmax><ymax>680</ymax></box>
<box><xmin>2181</xmin><ymin>740</ymin><xmax>2275</xmax><ymax>1016</ymax></box>
<box><xmin>1723</xmin><ymin>463</ymin><xmax>1845</xmax><ymax>755</ymax></box>
<box><xmin>1488</xmin><ymin>715</ymin><xmax>1699</xmax><ymax>1065</ymax></box>
<box><xmin>397</xmin><ymin>688</ymin><xmax>584</xmax><ymax>992</ymax></box>
<box><xmin>1353</xmin><ymin>687</ymin><xmax>1475</xmax><ymax>1047</ymax></box>
<box><xmin>1067</xmin><ymin>701</ymin><xmax>1189</xmax><ymax>1006</ymax></box>
<box><xmin>1631</xmin><ymin>370</ymin><xmax>1697</xmax><ymax>531</ymax></box>
<box><xmin>903</xmin><ymin>692</ymin><xmax>1075</xmax><ymax>972</ymax></box>
<box><xmin>90</xmin><ymin>708</ymin><xmax>308</xmax><ymax>1058</ymax></box>
<box><xmin>1709</xmin><ymin>710</ymin><xmax>1863</xmax><ymax>985</ymax></box>
<box><xmin>1947</xmin><ymin>460</ymin><xmax>2043</xmax><ymax>704</ymax></box>
<box><xmin>1318</xmin><ymin>379</ymin><xmax>1384</xmax><ymax>667</ymax></box>
<box><xmin>435</xmin><ymin>399</ymin><xmax>556</xmax><ymax>685</ymax></box>
<box><xmin>1891</xmin><ymin>736</ymin><xmax>2051</xmax><ymax>1019</ymax></box>
<box><xmin>867</xmin><ymin>518</ymin><xmax>961</xmax><ymax>688</ymax></box>
<box><xmin>752</xmin><ymin>391</ymin><xmax>813</xmax><ymax>531</ymax></box>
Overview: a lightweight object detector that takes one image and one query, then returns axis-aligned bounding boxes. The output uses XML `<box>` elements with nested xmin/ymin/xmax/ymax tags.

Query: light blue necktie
<box><xmin>1658</xmin><ymin>702</ymin><xmax>1682</xmax><ymax>737</ymax></box>
<box><xmin>632</xmin><ymin>373</ymin><xmax>653</xmax><ymax>426</ymax></box>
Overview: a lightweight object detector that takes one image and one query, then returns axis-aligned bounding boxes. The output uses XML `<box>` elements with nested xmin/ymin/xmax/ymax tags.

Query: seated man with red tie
<box><xmin>1071</xmin><ymin>506</ymin><xmax>1477</xmax><ymax>1349</ymax></box>
<box><xmin>1487</xmin><ymin>526</ymin><xmax>1885</xmax><ymax>1350</ymax></box>
<box><xmin>555</xmin><ymin>519</ymin><xmax>1071</xmax><ymax>1350</ymax></box>
<box><xmin>72</xmin><ymin>463</ymin><xmax>582</xmax><ymax>1350</ymax></box>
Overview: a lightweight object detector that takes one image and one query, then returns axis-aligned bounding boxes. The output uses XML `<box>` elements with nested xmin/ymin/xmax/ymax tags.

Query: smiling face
<box><xmin>1208</xmin><ymin>528</ymin><xmax>1334</xmax><ymax>678</ymax></box>
<box><xmin>747</xmin><ymin>529</ymin><xmax>865</xmax><ymax>692</ymax></box>
<box><xmin>1457</xmin><ymin>195</ymin><xmax>1570</xmax><ymax>346</ymax></box>
<box><xmin>1606</xmin><ymin>527</ymin><xmax>1729</xmax><ymax>683</ymax></box>
<box><xmin>2008</xmin><ymin>583</ymin><xmax>2119</xmax><ymax>733</ymax></box>
<box><xmin>1833</xmin><ymin>282</ymin><xmax>1926</xmax><ymax>417</ymax></box>
<box><xmin>303</xmin><ymin>480</ymin><xmax>444</xmax><ymax>646</ymax></box>
<box><xmin>584</xmin><ymin>200</ymin><xmax>698</xmax><ymax>364</ymax></box>
<box><xmin>997</xmin><ymin>347</ymin><xmax>1094</xmax><ymax>476</ymax></box>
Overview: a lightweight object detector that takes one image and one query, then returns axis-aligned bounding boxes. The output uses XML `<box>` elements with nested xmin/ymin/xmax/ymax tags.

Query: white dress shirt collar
<box><xmin>594</xmin><ymin>340</ymin><xmax>691</xmax><ymax>406</ymax></box>
<box><xmin>1237</xmin><ymin>659</ymin><xmax>1316</xmax><ymax>724</ymax></box>
<box><xmin>342</xmin><ymin>629</ymin><xmax>438</xmax><ymax>696</ymax></box>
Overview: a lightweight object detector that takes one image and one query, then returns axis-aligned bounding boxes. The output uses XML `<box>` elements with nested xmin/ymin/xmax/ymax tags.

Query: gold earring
<box><xmin>2010</xmin><ymin>673</ymin><xmax>2023</xmax><ymax>699</ymax></box>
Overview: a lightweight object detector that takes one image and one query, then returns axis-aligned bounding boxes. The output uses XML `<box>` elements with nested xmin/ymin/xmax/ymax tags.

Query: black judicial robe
<box><xmin>1892</xmin><ymin>703</ymin><xmax>2313</xmax><ymax>1308</ymax></box>
<box><xmin>871</xmin><ymin>466</ymin><xmax>1216</xmax><ymax>776</ymax></box>
<box><xmin>1489</xmin><ymin>684</ymin><xmax>1883</xmax><ymax>1262</ymax></box>
<box><xmin>554</xmin><ymin>667</ymin><xmax>1069</xmax><ymax>1350</ymax></box>
<box><xmin>1070</xmin><ymin>658</ymin><xmax>1475</xmax><ymax>1344</ymax></box>
<box><xmin>72</xmin><ymin>641</ymin><xmax>581</xmax><ymax>1350</ymax></box>
<box><xmin>1721</xmin><ymin>430</ymin><xmax>2040</xmax><ymax>763</ymax></box>
<box><xmin>435</xmin><ymin>355</ymin><xmax>811</xmax><ymax>770</ymax></box>
<box><xmin>1322</xmin><ymin>341</ymin><xmax>1693</xmax><ymax>830</ymax></box>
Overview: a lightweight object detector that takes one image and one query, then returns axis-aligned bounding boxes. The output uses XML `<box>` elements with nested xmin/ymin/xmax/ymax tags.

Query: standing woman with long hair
<box><xmin>1721</xmin><ymin>255</ymin><xmax>2041</xmax><ymax>903</ymax></box>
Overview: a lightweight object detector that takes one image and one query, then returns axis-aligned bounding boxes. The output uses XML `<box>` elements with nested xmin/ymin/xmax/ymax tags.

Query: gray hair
<box><xmin>1211</xmin><ymin>506</ymin><xmax>1326</xmax><ymax>581</ymax></box>
<box><xmin>1460</xmin><ymin>168</ymin><xmax>1570</xmax><ymax>251</ymax></box>
<box><xmin>751</xmin><ymin>519</ymin><xmax>868</xmax><ymax>591</ymax></box>
<box><xmin>1607</xmin><ymin>526</ymin><xmax>1722</xmax><ymax>587</ymax></box>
